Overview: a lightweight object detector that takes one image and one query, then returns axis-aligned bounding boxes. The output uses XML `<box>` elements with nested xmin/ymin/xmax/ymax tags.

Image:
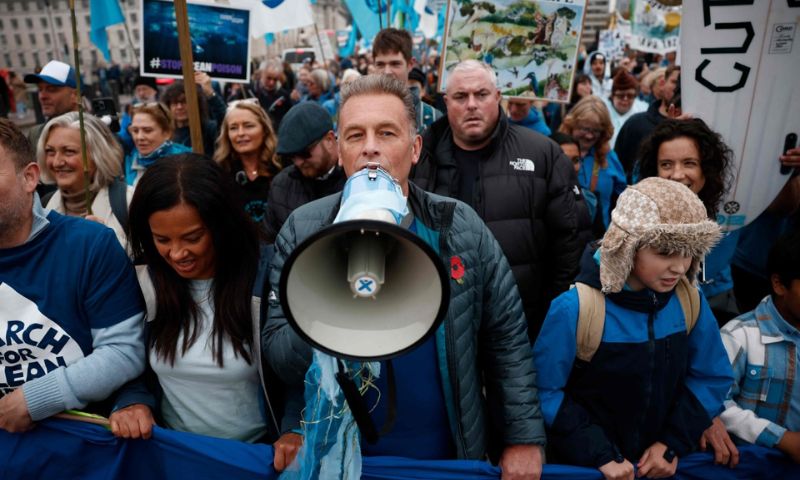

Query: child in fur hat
<box><xmin>533</xmin><ymin>177</ymin><xmax>734</xmax><ymax>480</ymax></box>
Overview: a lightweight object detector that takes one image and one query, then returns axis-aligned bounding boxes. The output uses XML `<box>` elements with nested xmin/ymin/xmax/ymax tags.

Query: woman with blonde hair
<box><xmin>213</xmin><ymin>100</ymin><xmax>282</xmax><ymax>224</ymax></box>
<box><xmin>37</xmin><ymin>112</ymin><xmax>133</xmax><ymax>247</ymax></box>
<box><xmin>125</xmin><ymin>102</ymin><xmax>191</xmax><ymax>186</ymax></box>
<box><xmin>560</xmin><ymin>95</ymin><xmax>627</xmax><ymax>229</ymax></box>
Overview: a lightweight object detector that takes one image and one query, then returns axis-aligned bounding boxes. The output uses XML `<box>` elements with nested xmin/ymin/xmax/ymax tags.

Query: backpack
<box><xmin>41</xmin><ymin>177</ymin><xmax>129</xmax><ymax>229</ymax></box>
<box><xmin>574</xmin><ymin>277</ymin><xmax>700</xmax><ymax>362</ymax></box>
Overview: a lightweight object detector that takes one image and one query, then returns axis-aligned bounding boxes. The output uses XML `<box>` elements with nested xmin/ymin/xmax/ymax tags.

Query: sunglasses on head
<box><xmin>133</xmin><ymin>101</ymin><xmax>169</xmax><ymax>118</ymax></box>
<box><xmin>226</xmin><ymin>97</ymin><xmax>260</xmax><ymax>112</ymax></box>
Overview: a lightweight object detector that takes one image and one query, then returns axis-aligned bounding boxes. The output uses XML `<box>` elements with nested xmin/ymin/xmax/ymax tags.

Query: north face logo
<box><xmin>509</xmin><ymin>158</ymin><xmax>535</xmax><ymax>172</ymax></box>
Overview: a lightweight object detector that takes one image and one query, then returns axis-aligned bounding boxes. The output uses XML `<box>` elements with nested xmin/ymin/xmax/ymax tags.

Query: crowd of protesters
<box><xmin>2</xmin><ymin>26</ymin><xmax>800</xmax><ymax>480</ymax></box>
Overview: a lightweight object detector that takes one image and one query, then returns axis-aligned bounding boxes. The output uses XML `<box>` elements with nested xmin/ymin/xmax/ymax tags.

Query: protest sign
<box><xmin>310</xmin><ymin>29</ymin><xmax>337</xmax><ymax>66</ymax></box>
<box><xmin>599</xmin><ymin>29</ymin><xmax>626</xmax><ymax>61</ymax></box>
<box><xmin>630</xmin><ymin>0</ymin><xmax>681</xmax><ymax>54</ymax></box>
<box><xmin>439</xmin><ymin>0</ymin><xmax>587</xmax><ymax>103</ymax></box>
<box><xmin>140</xmin><ymin>0</ymin><xmax>252</xmax><ymax>83</ymax></box>
<box><xmin>681</xmin><ymin>0</ymin><xmax>800</xmax><ymax>231</ymax></box>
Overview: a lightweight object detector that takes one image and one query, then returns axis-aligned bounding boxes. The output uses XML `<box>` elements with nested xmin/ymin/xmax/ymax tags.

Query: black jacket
<box><xmin>172</xmin><ymin>93</ymin><xmax>227</xmax><ymax>156</ymax></box>
<box><xmin>411</xmin><ymin>110</ymin><xmax>579</xmax><ymax>339</ymax></box>
<box><xmin>574</xmin><ymin>187</ymin><xmax>604</xmax><ymax>253</ymax></box>
<box><xmin>614</xmin><ymin>100</ymin><xmax>667</xmax><ymax>181</ymax></box>
<box><xmin>262</xmin><ymin>165</ymin><xmax>346</xmax><ymax>243</ymax></box>
<box><xmin>255</xmin><ymin>86</ymin><xmax>293</xmax><ymax>131</ymax></box>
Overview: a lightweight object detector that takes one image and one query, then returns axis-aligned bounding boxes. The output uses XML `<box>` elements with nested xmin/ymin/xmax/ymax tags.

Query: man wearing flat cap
<box><xmin>262</xmin><ymin>102</ymin><xmax>346</xmax><ymax>243</ymax></box>
<box><xmin>24</xmin><ymin>60</ymin><xmax>79</xmax><ymax>148</ymax></box>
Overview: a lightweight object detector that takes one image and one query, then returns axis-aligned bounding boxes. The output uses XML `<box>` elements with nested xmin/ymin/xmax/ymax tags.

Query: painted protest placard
<box><xmin>439</xmin><ymin>0</ymin><xmax>587</xmax><ymax>103</ymax></box>
<box><xmin>681</xmin><ymin>0</ymin><xmax>800</xmax><ymax>231</ymax></box>
<box><xmin>140</xmin><ymin>0</ymin><xmax>252</xmax><ymax>83</ymax></box>
<box><xmin>630</xmin><ymin>0</ymin><xmax>681</xmax><ymax>54</ymax></box>
<box><xmin>599</xmin><ymin>29</ymin><xmax>626</xmax><ymax>62</ymax></box>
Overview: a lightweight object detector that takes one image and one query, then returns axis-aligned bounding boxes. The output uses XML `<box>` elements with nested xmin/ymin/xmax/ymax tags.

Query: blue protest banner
<box><xmin>344</xmin><ymin>0</ymin><xmax>385</xmax><ymax>42</ymax></box>
<box><xmin>1</xmin><ymin>418</ymin><xmax>799</xmax><ymax>480</ymax></box>
<box><xmin>340</xmin><ymin>24</ymin><xmax>359</xmax><ymax>58</ymax></box>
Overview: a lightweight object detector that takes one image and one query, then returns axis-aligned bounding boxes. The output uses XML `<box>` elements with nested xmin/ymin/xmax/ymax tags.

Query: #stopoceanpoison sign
<box><xmin>140</xmin><ymin>0</ymin><xmax>252</xmax><ymax>83</ymax></box>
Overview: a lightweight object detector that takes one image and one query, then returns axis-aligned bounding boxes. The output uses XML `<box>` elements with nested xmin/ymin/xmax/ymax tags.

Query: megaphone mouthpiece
<box><xmin>347</xmin><ymin>232</ymin><xmax>388</xmax><ymax>298</ymax></box>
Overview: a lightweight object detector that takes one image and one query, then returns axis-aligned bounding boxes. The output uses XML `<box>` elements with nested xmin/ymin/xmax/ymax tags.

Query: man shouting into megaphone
<box><xmin>263</xmin><ymin>75</ymin><xmax>546</xmax><ymax>480</ymax></box>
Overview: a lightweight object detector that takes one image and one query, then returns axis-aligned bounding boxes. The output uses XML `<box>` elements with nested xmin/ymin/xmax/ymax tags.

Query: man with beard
<box><xmin>262</xmin><ymin>102</ymin><xmax>345</xmax><ymax>242</ymax></box>
<box><xmin>0</xmin><ymin>119</ymin><xmax>144</xmax><ymax>432</ymax></box>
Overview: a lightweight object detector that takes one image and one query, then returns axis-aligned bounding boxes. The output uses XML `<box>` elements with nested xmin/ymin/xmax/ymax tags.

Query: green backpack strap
<box><xmin>574</xmin><ymin>282</ymin><xmax>606</xmax><ymax>363</ymax></box>
<box><xmin>108</xmin><ymin>177</ymin><xmax>129</xmax><ymax>229</ymax></box>
<box><xmin>675</xmin><ymin>276</ymin><xmax>701</xmax><ymax>333</ymax></box>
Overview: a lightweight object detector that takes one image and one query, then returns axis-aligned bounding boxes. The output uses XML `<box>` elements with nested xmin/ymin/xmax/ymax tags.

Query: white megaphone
<box><xmin>279</xmin><ymin>163</ymin><xmax>450</xmax><ymax>361</ymax></box>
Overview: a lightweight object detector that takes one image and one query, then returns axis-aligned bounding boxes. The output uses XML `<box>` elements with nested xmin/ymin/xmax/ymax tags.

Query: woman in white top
<box><xmin>603</xmin><ymin>70</ymin><xmax>649</xmax><ymax>147</ymax></box>
<box><xmin>109</xmin><ymin>154</ymin><xmax>302</xmax><ymax>471</ymax></box>
<box><xmin>37</xmin><ymin>112</ymin><xmax>133</xmax><ymax>247</ymax></box>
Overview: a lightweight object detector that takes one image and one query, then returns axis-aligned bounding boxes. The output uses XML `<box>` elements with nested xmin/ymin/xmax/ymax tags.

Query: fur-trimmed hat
<box><xmin>599</xmin><ymin>177</ymin><xmax>721</xmax><ymax>293</ymax></box>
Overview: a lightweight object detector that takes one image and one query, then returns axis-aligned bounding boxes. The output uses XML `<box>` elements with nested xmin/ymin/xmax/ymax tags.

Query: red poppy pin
<box><xmin>450</xmin><ymin>256</ymin><xmax>465</xmax><ymax>284</ymax></box>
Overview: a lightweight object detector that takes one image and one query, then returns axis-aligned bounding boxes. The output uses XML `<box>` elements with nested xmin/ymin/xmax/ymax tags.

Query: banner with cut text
<box><xmin>681</xmin><ymin>0</ymin><xmax>800</xmax><ymax>230</ymax></box>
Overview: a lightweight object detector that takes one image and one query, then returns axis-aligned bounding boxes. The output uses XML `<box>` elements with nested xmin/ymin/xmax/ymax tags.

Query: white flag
<box><xmin>239</xmin><ymin>0</ymin><xmax>314</xmax><ymax>37</ymax></box>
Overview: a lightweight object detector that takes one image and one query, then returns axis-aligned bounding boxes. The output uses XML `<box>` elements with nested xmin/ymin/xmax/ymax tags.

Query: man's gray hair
<box><xmin>310</xmin><ymin>69</ymin><xmax>332</xmax><ymax>92</ymax></box>
<box><xmin>261</xmin><ymin>59</ymin><xmax>283</xmax><ymax>73</ymax></box>
<box><xmin>446</xmin><ymin>59</ymin><xmax>498</xmax><ymax>91</ymax></box>
<box><xmin>340</xmin><ymin>74</ymin><xmax>417</xmax><ymax>134</ymax></box>
<box><xmin>37</xmin><ymin>112</ymin><xmax>124</xmax><ymax>190</ymax></box>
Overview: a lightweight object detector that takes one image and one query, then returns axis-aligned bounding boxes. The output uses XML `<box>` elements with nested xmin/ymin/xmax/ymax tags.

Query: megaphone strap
<box><xmin>379</xmin><ymin>360</ymin><xmax>397</xmax><ymax>437</ymax></box>
<box><xmin>334</xmin><ymin>359</ymin><xmax>397</xmax><ymax>445</ymax></box>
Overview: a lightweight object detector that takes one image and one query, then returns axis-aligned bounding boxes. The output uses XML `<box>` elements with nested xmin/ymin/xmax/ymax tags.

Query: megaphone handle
<box><xmin>336</xmin><ymin>359</ymin><xmax>379</xmax><ymax>444</ymax></box>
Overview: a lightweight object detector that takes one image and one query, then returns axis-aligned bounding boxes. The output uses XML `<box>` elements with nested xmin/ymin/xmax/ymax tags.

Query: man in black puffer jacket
<box><xmin>411</xmin><ymin>60</ymin><xmax>580</xmax><ymax>340</ymax></box>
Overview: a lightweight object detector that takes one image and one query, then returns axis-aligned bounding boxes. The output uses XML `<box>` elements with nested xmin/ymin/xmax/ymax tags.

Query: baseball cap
<box><xmin>277</xmin><ymin>102</ymin><xmax>333</xmax><ymax>155</ymax></box>
<box><xmin>24</xmin><ymin>60</ymin><xmax>77</xmax><ymax>88</ymax></box>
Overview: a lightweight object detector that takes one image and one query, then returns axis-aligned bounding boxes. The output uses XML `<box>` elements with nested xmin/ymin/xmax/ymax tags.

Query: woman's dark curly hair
<box><xmin>638</xmin><ymin>119</ymin><xmax>733</xmax><ymax>218</ymax></box>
